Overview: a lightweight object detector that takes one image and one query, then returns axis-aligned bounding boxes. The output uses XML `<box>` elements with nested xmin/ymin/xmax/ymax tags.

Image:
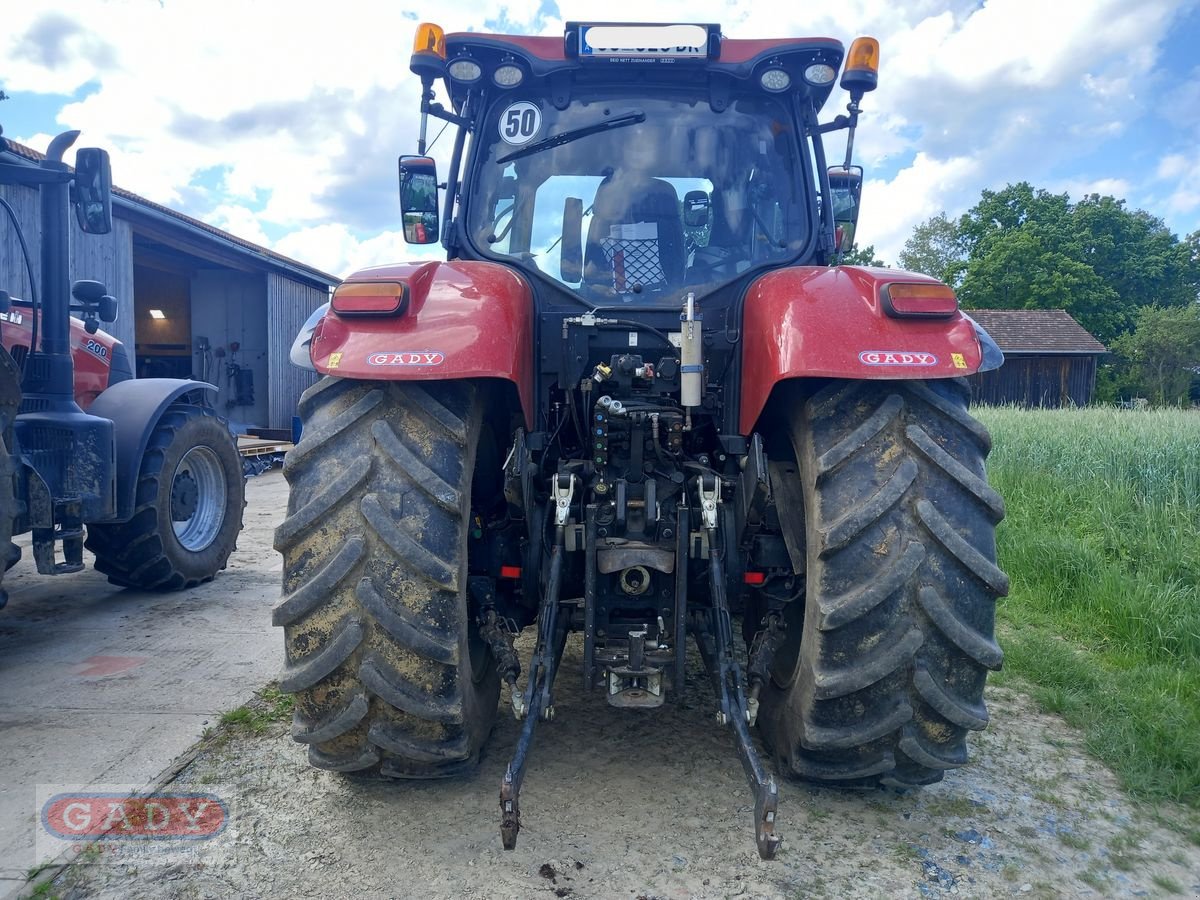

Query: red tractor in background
<box><xmin>0</xmin><ymin>128</ymin><xmax>244</xmax><ymax>608</ymax></box>
<box><xmin>278</xmin><ymin>23</ymin><xmax>1008</xmax><ymax>857</ymax></box>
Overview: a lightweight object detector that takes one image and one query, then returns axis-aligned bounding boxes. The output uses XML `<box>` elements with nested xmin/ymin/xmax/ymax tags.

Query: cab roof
<box><xmin>442</xmin><ymin>26</ymin><xmax>846</xmax><ymax>113</ymax></box>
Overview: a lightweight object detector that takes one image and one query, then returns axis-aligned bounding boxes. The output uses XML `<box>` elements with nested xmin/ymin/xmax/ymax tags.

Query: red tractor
<box><xmin>0</xmin><ymin>128</ymin><xmax>244</xmax><ymax>607</ymax></box>
<box><xmin>278</xmin><ymin>22</ymin><xmax>1007</xmax><ymax>857</ymax></box>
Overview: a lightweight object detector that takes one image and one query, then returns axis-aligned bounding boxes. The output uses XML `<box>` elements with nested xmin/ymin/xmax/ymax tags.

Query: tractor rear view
<box><xmin>0</xmin><ymin>128</ymin><xmax>244</xmax><ymax>608</ymax></box>
<box><xmin>278</xmin><ymin>22</ymin><xmax>1008</xmax><ymax>857</ymax></box>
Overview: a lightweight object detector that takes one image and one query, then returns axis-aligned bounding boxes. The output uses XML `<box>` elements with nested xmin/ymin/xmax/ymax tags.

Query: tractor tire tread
<box><xmin>759</xmin><ymin>378</ymin><xmax>1006</xmax><ymax>787</ymax></box>
<box><xmin>85</xmin><ymin>405</ymin><xmax>244</xmax><ymax>591</ymax></box>
<box><xmin>276</xmin><ymin>377</ymin><xmax>499</xmax><ymax>779</ymax></box>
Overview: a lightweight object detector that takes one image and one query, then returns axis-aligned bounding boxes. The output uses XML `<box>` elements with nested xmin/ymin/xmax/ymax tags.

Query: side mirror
<box><xmin>828</xmin><ymin>166</ymin><xmax>862</xmax><ymax>254</ymax></box>
<box><xmin>683</xmin><ymin>190</ymin><xmax>711</xmax><ymax>228</ymax></box>
<box><xmin>399</xmin><ymin>155</ymin><xmax>440</xmax><ymax>245</ymax></box>
<box><xmin>827</xmin><ymin>165</ymin><xmax>863</xmax><ymax>229</ymax></box>
<box><xmin>74</xmin><ymin>148</ymin><xmax>113</xmax><ymax>235</ymax></box>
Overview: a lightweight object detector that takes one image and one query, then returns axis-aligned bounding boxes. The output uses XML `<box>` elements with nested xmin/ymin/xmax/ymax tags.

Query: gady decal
<box><xmin>367</xmin><ymin>351</ymin><xmax>446</xmax><ymax>367</ymax></box>
<box><xmin>858</xmin><ymin>350</ymin><xmax>938</xmax><ymax>366</ymax></box>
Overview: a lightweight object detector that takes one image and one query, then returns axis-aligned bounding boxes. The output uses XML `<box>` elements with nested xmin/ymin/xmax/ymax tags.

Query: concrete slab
<box><xmin>0</xmin><ymin>470</ymin><xmax>288</xmax><ymax>882</ymax></box>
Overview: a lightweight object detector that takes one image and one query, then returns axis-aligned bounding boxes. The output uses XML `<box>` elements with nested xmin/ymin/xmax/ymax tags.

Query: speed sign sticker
<box><xmin>499</xmin><ymin>101</ymin><xmax>541</xmax><ymax>145</ymax></box>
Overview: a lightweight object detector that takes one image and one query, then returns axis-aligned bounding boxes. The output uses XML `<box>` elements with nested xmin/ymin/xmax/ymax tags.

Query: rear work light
<box><xmin>493</xmin><ymin>64</ymin><xmax>524</xmax><ymax>87</ymax></box>
<box><xmin>447</xmin><ymin>58</ymin><xmax>483</xmax><ymax>82</ymax></box>
<box><xmin>882</xmin><ymin>282</ymin><xmax>958</xmax><ymax>318</ymax></box>
<box><xmin>331</xmin><ymin>281</ymin><xmax>409</xmax><ymax>317</ymax></box>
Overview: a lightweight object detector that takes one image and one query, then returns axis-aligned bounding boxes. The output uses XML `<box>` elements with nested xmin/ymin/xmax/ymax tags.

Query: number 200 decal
<box><xmin>499</xmin><ymin>101</ymin><xmax>541</xmax><ymax>146</ymax></box>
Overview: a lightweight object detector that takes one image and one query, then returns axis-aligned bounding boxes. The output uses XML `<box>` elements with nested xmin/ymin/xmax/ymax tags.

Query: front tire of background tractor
<box><xmin>0</xmin><ymin>351</ymin><xmax>19</xmax><ymax>607</ymax></box>
<box><xmin>273</xmin><ymin>377</ymin><xmax>500</xmax><ymax>778</ymax></box>
<box><xmin>758</xmin><ymin>378</ymin><xmax>1008</xmax><ymax>788</ymax></box>
<box><xmin>0</xmin><ymin>429</ymin><xmax>14</xmax><ymax>609</ymax></box>
<box><xmin>85</xmin><ymin>405</ymin><xmax>245</xmax><ymax>591</ymax></box>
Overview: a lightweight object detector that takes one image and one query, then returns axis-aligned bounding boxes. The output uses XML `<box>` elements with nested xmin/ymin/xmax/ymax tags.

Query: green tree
<box><xmin>953</xmin><ymin>183</ymin><xmax>1199</xmax><ymax>344</ymax></box>
<box><xmin>840</xmin><ymin>244</ymin><xmax>886</xmax><ymax>266</ymax></box>
<box><xmin>898</xmin><ymin>213</ymin><xmax>965</xmax><ymax>285</ymax></box>
<box><xmin>1108</xmin><ymin>305</ymin><xmax>1200</xmax><ymax>406</ymax></box>
<box><xmin>1071</xmin><ymin>195</ymin><xmax>1197</xmax><ymax>331</ymax></box>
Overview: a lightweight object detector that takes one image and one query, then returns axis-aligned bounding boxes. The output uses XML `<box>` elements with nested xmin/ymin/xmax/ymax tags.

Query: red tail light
<box><xmin>743</xmin><ymin>571</ymin><xmax>766</xmax><ymax>585</ymax></box>
<box><xmin>331</xmin><ymin>281</ymin><xmax>409</xmax><ymax>316</ymax></box>
<box><xmin>882</xmin><ymin>282</ymin><xmax>958</xmax><ymax>318</ymax></box>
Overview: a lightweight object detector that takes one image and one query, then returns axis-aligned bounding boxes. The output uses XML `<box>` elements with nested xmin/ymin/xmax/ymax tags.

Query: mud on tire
<box><xmin>85</xmin><ymin>404</ymin><xmax>245</xmax><ymax>591</ymax></box>
<box><xmin>0</xmin><ymin>350</ymin><xmax>19</xmax><ymax>601</ymax></box>
<box><xmin>758</xmin><ymin>378</ymin><xmax>1008</xmax><ymax>787</ymax></box>
<box><xmin>274</xmin><ymin>377</ymin><xmax>500</xmax><ymax>778</ymax></box>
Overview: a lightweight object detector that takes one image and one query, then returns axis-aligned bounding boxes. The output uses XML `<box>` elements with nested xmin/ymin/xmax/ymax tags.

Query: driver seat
<box><xmin>584</xmin><ymin>175</ymin><xmax>686</xmax><ymax>294</ymax></box>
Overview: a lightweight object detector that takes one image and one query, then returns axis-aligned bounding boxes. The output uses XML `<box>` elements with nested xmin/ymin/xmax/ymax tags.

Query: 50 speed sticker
<box><xmin>499</xmin><ymin>101</ymin><xmax>541</xmax><ymax>145</ymax></box>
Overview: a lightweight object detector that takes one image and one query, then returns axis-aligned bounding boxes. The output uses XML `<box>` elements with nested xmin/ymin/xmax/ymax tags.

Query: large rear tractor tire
<box><xmin>85</xmin><ymin>405</ymin><xmax>245</xmax><ymax>590</ymax></box>
<box><xmin>0</xmin><ymin>429</ymin><xmax>14</xmax><ymax>609</ymax></box>
<box><xmin>758</xmin><ymin>378</ymin><xmax>1008</xmax><ymax>788</ymax></box>
<box><xmin>1</xmin><ymin>349</ymin><xmax>21</xmax><ymax>607</ymax></box>
<box><xmin>273</xmin><ymin>377</ymin><xmax>500</xmax><ymax>778</ymax></box>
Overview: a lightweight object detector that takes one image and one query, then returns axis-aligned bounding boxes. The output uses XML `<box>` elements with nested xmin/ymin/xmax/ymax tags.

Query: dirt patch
<box><xmin>45</xmin><ymin>639</ymin><xmax>1200</xmax><ymax>899</ymax></box>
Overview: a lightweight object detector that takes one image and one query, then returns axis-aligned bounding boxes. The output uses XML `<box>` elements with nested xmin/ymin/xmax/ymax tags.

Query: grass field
<box><xmin>977</xmin><ymin>405</ymin><xmax>1200</xmax><ymax>812</ymax></box>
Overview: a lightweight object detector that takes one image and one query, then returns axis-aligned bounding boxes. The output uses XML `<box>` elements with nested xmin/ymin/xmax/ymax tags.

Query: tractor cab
<box><xmin>401</xmin><ymin>22</ymin><xmax>876</xmax><ymax>308</ymax></box>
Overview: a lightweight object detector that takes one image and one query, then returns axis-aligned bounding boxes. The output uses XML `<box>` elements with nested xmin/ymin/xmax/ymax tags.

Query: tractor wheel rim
<box><xmin>171</xmin><ymin>446</ymin><xmax>227</xmax><ymax>551</ymax></box>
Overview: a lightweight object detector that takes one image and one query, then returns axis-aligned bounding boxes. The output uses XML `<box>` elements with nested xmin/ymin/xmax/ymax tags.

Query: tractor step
<box><xmin>30</xmin><ymin>498</ymin><xmax>85</xmax><ymax>576</ymax></box>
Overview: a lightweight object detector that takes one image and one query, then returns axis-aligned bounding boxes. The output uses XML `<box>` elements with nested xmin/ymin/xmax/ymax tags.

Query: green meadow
<box><xmin>977</xmin><ymin>405</ymin><xmax>1200</xmax><ymax>809</ymax></box>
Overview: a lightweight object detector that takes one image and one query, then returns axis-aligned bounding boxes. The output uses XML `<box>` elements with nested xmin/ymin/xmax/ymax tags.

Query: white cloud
<box><xmin>1053</xmin><ymin>177</ymin><xmax>1133</xmax><ymax>201</ymax></box>
<box><xmin>273</xmin><ymin>224</ymin><xmax>441</xmax><ymax>280</ymax></box>
<box><xmin>1153</xmin><ymin>151</ymin><xmax>1200</xmax><ymax>218</ymax></box>
<box><xmin>857</xmin><ymin>152</ymin><xmax>982</xmax><ymax>263</ymax></box>
<box><xmin>205</xmin><ymin>204</ymin><xmax>271</xmax><ymax>248</ymax></box>
<box><xmin>4</xmin><ymin>0</ymin><xmax>1198</xmax><ymax>272</ymax></box>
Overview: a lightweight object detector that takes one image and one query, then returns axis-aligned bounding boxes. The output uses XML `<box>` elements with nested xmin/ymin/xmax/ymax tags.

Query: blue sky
<box><xmin>3</xmin><ymin>0</ymin><xmax>1198</xmax><ymax>276</ymax></box>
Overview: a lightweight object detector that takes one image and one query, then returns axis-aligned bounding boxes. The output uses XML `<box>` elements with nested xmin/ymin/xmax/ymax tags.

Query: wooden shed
<box><xmin>966</xmin><ymin>309</ymin><xmax>1107</xmax><ymax>408</ymax></box>
<box><xmin>0</xmin><ymin>137</ymin><xmax>339</xmax><ymax>435</ymax></box>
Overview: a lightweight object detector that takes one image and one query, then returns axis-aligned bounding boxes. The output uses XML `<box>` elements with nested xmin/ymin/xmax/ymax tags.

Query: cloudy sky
<box><xmin>3</xmin><ymin>0</ymin><xmax>1198</xmax><ymax>277</ymax></box>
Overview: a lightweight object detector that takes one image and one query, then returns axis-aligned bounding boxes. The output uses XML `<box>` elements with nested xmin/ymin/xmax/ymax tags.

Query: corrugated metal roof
<box><xmin>1</xmin><ymin>137</ymin><xmax>339</xmax><ymax>287</ymax></box>
<box><xmin>966</xmin><ymin>309</ymin><xmax>1107</xmax><ymax>355</ymax></box>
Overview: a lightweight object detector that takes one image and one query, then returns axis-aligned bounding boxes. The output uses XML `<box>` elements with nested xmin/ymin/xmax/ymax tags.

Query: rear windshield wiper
<box><xmin>496</xmin><ymin>110</ymin><xmax>646</xmax><ymax>164</ymax></box>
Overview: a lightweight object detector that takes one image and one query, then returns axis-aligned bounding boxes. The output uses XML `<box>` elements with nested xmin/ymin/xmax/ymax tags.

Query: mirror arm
<box><xmin>841</xmin><ymin>93</ymin><xmax>864</xmax><ymax>169</ymax></box>
<box><xmin>418</xmin><ymin>79</ymin><xmax>434</xmax><ymax>154</ymax></box>
<box><xmin>427</xmin><ymin>103</ymin><xmax>471</xmax><ymax>129</ymax></box>
<box><xmin>813</xmin><ymin>115</ymin><xmax>849</xmax><ymax>135</ymax></box>
<box><xmin>417</xmin><ymin>78</ymin><xmax>470</xmax><ymax>154</ymax></box>
<box><xmin>0</xmin><ymin>163</ymin><xmax>72</xmax><ymax>186</ymax></box>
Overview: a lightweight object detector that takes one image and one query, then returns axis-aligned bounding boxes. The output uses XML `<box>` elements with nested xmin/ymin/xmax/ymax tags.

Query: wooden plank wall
<box><xmin>969</xmin><ymin>355</ymin><xmax>1098</xmax><ymax>408</ymax></box>
<box><xmin>71</xmin><ymin>216</ymin><xmax>135</xmax><ymax>350</ymax></box>
<box><xmin>1</xmin><ymin>181</ymin><xmax>135</xmax><ymax>350</ymax></box>
<box><xmin>0</xmin><ymin>183</ymin><xmax>41</xmax><ymax>304</ymax></box>
<box><xmin>266</xmin><ymin>272</ymin><xmax>329</xmax><ymax>430</ymax></box>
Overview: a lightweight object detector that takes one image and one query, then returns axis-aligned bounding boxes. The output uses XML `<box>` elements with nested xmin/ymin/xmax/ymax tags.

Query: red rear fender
<box><xmin>740</xmin><ymin>266</ymin><xmax>983</xmax><ymax>433</ymax></box>
<box><xmin>310</xmin><ymin>260</ymin><xmax>535</xmax><ymax>428</ymax></box>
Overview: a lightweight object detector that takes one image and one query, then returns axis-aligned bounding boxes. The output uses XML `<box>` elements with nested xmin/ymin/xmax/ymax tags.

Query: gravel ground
<box><xmin>41</xmin><ymin>637</ymin><xmax>1200</xmax><ymax>900</ymax></box>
